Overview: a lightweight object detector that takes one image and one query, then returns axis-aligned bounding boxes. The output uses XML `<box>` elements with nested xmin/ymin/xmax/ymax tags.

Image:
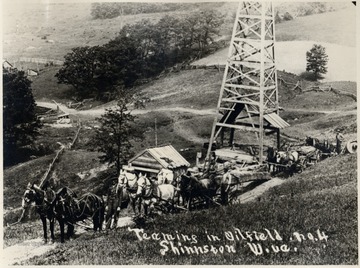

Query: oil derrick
<box><xmin>206</xmin><ymin>2</ymin><xmax>289</xmax><ymax>166</ymax></box>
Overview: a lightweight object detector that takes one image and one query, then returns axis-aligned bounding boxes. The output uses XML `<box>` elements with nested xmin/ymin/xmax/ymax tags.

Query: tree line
<box><xmin>90</xmin><ymin>2</ymin><xmax>224</xmax><ymax>19</ymax></box>
<box><xmin>56</xmin><ymin>11</ymin><xmax>224</xmax><ymax>101</ymax></box>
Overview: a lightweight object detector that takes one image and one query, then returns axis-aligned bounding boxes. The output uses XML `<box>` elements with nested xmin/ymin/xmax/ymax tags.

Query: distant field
<box><xmin>192</xmin><ymin>41</ymin><xmax>356</xmax><ymax>82</ymax></box>
<box><xmin>2</xmin><ymin>2</ymin><xmax>196</xmax><ymax>61</ymax></box>
<box><xmin>275</xmin><ymin>8</ymin><xmax>356</xmax><ymax>47</ymax></box>
<box><xmin>2</xmin><ymin>3</ymin><xmax>355</xmax><ymax>62</ymax></box>
<box><xmin>191</xmin><ymin>7</ymin><xmax>356</xmax><ymax>82</ymax></box>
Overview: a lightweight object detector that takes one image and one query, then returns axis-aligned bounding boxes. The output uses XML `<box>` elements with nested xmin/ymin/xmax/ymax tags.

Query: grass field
<box><xmin>275</xmin><ymin>7</ymin><xmax>356</xmax><ymax>46</ymax></box>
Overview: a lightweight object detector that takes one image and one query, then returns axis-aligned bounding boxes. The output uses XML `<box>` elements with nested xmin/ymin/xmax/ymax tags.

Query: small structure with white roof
<box><xmin>127</xmin><ymin>144</ymin><xmax>190</xmax><ymax>179</ymax></box>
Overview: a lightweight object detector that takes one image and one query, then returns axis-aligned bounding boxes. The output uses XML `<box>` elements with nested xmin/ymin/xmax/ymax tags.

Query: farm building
<box><xmin>128</xmin><ymin>145</ymin><xmax>190</xmax><ymax>178</ymax></box>
<box><xmin>27</xmin><ymin>69</ymin><xmax>39</xmax><ymax>76</ymax></box>
<box><xmin>3</xmin><ymin>60</ymin><xmax>13</xmax><ymax>70</ymax></box>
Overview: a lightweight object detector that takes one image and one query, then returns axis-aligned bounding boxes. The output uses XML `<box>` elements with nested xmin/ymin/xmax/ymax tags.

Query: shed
<box><xmin>3</xmin><ymin>60</ymin><xmax>13</xmax><ymax>70</ymax></box>
<box><xmin>128</xmin><ymin>145</ymin><xmax>190</xmax><ymax>178</ymax></box>
<box><xmin>27</xmin><ymin>69</ymin><xmax>39</xmax><ymax>76</ymax></box>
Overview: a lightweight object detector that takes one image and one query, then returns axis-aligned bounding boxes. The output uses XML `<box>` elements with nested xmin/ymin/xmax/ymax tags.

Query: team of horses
<box><xmin>115</xmin><ymin>167</ymin><xmax>241</xmax><ymax>217</ymax></box>
<box><xmin>22</xmin><ymin>166</ymin><xmax>239</xmax><ymax>243</ymax></box>
<box><xmin>266</xmin><ymin>136</ymin><xmax>336</xmax><ymax>175</ymax></box>
<box><xmin>266</xmin><ymin>147</ymin><xmax>301</xmax><ymax>175</ymax></box>
<box><xmin>22</xmin><ymin>182</ymin><xmax>105</xmax><ymax>243</ymax></box>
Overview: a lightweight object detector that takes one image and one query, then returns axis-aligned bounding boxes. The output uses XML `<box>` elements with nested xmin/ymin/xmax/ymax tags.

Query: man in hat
<box><xmin>220</xmin><ymin>167</ymin><xmax>233</xmax><ymax>205</ymax></box>
<box><xmin>335</xmin><ymin>130</ymin><xmax>344</xmax><ymax>155</ymax></box>
<box><xmin>105</xmin><ymin>177</ymin><xmax>121</xmax><ymax>229</ymax></box>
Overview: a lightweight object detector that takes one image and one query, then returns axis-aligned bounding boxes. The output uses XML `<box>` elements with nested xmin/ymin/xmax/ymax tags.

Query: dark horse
<box><xmin>55</xmin><ymin>187</ymin><xmax>105</xmax><ymax>242</ymax></box>
<box><xmin>266</xmin><ymin>147</ymin><xmax>278</xmax><ymax>173</ymax></box>
<box><xmin>178</xmin><ymin>172</ymin><xmax>219</xmax><ymax>210</ymax></box>
<box><xmin>22</xmin><ymin>182</ymin><xmax>59</xmax><ymax>243</ymax></box>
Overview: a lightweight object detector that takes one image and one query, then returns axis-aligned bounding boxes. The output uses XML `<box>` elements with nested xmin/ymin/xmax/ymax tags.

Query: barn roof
<box><xmin>2</xmin><ymin>60</ymin><xmax>13</xmax><ymax>68</ymax></box>
<box><xmin>264</xmin><ymin>113</ymin><xmax>290</xmax><ymax>129</ymax></box>
<box><xmin>247</xmin><ymin>104</ymin><xmax>290</xmax><ymax>129</ymax></box>
<box><xmin>129</xmin><ymin>145</ymin><xmax>190</xmax><ymax>170</ymax></box>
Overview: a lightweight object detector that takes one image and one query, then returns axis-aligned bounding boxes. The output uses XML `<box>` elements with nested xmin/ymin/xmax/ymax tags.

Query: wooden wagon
<box><xmin>295</xmin><ymin>146</ymin><xmax>321</xmax><ymax>168</ymax></box>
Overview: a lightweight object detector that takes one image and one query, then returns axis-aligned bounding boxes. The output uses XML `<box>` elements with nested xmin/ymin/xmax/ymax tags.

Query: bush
<box><xmin>299</xmin><ymin>71</ymin><xmax>318</xmax><ymax>81</ymax></box>
<box><xmin>91</xmin><ymin>3</ymin><xmax>121</xmax><ymax>19</ymax></box>
<box><xmin>282</xmin><ymin>12</ymin><xmax>293</xmax><ymax>21</ymax></box>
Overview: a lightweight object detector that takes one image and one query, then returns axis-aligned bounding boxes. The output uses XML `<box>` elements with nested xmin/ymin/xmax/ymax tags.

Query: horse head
<box><xmin>275</xmin><ymin>151</ymin><xmax>284</xmax><ymax>164</ymax></box>
<box><xmin>22</xmin><ymin>182</ymin><xmax>37</xmax><ymax>208</ymax></box>
<box><xmin>266</xmin><ymin>147</ymin><xmax>278</xmax><ymax>162</ymax></box>
<box><xmin>54</xmin><ymin>187</ymin><xmax>77</xmax><ymax>219</ymax></box>
<box><xmin>157</xmin><ymin>168</ymin><xmax>174</xmax><ymax>185</ymax></box>
<box><xmin>136</xmin><ymin>174</ymin><xmax>152</xmax><ymax>198</ymax></box>
<box><xmin>179</xmin><ymin>173</ymin><xmax>192</xmax><ymax>192</ymax></box>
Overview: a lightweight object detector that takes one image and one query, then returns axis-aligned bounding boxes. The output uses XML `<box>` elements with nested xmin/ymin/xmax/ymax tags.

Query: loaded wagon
<box><xmin>294</xmin><ymin>145</ymin><xmax>321</xmax><ymax>171</ymax></box>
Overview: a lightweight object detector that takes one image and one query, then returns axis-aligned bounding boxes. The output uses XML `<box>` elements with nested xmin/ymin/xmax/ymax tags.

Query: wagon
<box><xmin>290</xmin><ymin>146</ymin><xmax>322</xmax><ymax>173</ymax></box>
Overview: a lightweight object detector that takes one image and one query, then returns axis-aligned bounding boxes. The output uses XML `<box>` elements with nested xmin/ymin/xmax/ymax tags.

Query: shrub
<box><xmin>282</xmin><ymin>12</ymin><xmax>293</xmax><ymax>21</ymax></box>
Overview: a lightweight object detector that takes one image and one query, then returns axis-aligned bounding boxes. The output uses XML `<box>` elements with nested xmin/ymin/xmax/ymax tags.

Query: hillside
<box><xmin>2</xmin><ymin>2</ymin><xmax>357</xmax><ymax>265</ymax></box>
<box><xmin>275</xmin><ymin>7</ymin><xmax>356</xmax><ymax>46</ymax></box>
<box><xmin>2</xmin><ymin>2</ymin><xmax>354</xmax><ymax>62</ymax></box>
<box><xmin>4</xmin><ymin>68</ymin><xmax>357</xmax><ymax>207</ymax></box>
<box><xmin>4</xmin><ymin>153</ymin><xmax>357</xmax><ymax>265</ymax></box>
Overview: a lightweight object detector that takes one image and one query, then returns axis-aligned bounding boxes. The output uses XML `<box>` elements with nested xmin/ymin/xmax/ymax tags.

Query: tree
<box><xmin>306</xmin><ymin>44</ymin><xmax>328</xmax><ymax>80</ymax></box>
<box><xmin>282</xmin><ymin>12</ymin><xmax>294</xmax><ymax>21</ymax></box>
<box><xmin>91</xmin><ymin>3</ymin><xmax>121</xmax><ymax>19</ymax></box>
<box><xmin>274</xmin><ymin>11</ymin><xmax>282</xmax><ymax>23</ymax></box>
<box><xmin>56</xmin><ymin>46</ymin><xmax>123</xmax><ymax>100</ymax></box>
<box><xmin>3</xmin><ymin>67</ymin><xmax>41</xmax><ymax>165</ymax></box>
<box><xmin>93</xmin><ymin>92</ymin><xmax>137</xmax><ymax>174</ymax></box>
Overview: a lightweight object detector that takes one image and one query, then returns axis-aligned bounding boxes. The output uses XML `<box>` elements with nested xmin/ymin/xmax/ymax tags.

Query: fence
<box><xmin>18</xmin><ymin>57</ymin><xmax>64</xmax><ymax>66</ymax></box>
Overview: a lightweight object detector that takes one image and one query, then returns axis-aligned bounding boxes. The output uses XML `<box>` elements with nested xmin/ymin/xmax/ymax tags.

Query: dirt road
<box><xmin>37</xmin><ymin>101</ymin><xmax>216</xmax><ymax>117</ymax></box>
<box><xmin>2</xmin><ymin>238</ymin><xmax>58</xmax><ymax>265</ymax></box>
<box><xmin>38</xmin><ymin>100</ymin><xmax>356</xmax><ymax>120</ymax></box>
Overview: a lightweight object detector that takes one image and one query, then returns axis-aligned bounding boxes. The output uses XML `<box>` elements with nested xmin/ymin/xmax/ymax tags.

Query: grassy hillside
<box><xmin>3</xmin><ymin>2</ymin><xmax>354</xmax><ymax>63</ymax></box>
<box><xmin>5</xmin><ymin>153</ymin><xmax>356</xmax><ymax>265</ymax></box>
<box><xmin>275</xmin><ymin>7</ymin><xmax>356</xmax><ymax>46</ymax></box>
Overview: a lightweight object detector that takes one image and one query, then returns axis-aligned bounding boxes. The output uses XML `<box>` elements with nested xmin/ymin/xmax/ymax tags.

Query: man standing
<box><xmin>336</xmin><ymin>130</ymin><xmax>344</xmax><ymax>155</ymax></box>
<box><xmin>105</xmin><ymin>178</ymin><xmax>121</xmax><ymax>229</ymax></box>
<box><xmin>221</xmin><ymin>167</ymin><xmax>233</xmax><ymax>205</ymax></box>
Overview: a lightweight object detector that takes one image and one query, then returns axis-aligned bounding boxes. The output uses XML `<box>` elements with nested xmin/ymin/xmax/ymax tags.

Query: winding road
<box><xmin>37</xmin><ymin>101</ymin><xmax>356</xmax><ymax>118</ymax></box>
<box><xmin>37</xmin><ymin>100</ymin><xmax>356</xmax><ymax>144</ymax></box>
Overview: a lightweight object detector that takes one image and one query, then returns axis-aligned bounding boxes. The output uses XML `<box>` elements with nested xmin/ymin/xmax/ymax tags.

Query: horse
<box><xmin>275</xmin><ymin>150</ymin><xmax>299</xmax><ymax>175</ymax></box>
<box><xmin>119</xmin><ymin>169</ymin><xmax>140</xmax><ymax>215</ymax></box>
<box><xmin>266</xmin><ymin>147</ymin><xmax>278</xmax><ymax>173</ymax></box>
<box><xmin>306</xmin><ymin>136</ymin><xmax>320</xmax><ymax>147</ymax></box>
<box><xmin>22</xmin><ymin>182</ymin><xmax>58</xmax><ymax>243</ymax></box>
<box><xmin>53</xmin><ymin>187</ymin><xmax>77</xmax><ymax>242</ymax></box>
<box><xmin>178</xmin><ymin>172</ymin><xmax>219</xmax><ymax>210</ymax></box>
<box><xmin>136</xmin><ymin>173</ymin><xmax>178</xmax><ymax>217</ymax></box>
<box><xmin>54</xmin><ymin>187</ymin><xmax>105</xmax><ymax>242</ymax></box>
<box><xmin>157</xmin><ymin>168</ymin><xmax>174</xmax><ymax>185</ymax></box>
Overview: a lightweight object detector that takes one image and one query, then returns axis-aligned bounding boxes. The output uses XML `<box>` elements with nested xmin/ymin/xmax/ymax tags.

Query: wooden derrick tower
<box><xmin>206</xmin><ymin>1</ymin><xmax>289</xmax><ymax>165</ymax></box>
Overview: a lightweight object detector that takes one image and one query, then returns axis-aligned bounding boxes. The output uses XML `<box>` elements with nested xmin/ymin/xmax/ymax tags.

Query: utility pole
<box><xmin>155</xmin><ymin>118</ymin><xmax>158</xmax><ymax>147</ymax></box>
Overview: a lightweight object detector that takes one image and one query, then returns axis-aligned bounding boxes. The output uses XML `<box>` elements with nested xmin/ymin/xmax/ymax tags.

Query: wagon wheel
<box><xmin>346</xmin><ymin>140</ymin><xmax>357</xmax><ymax>154</ymax></box>
<box><xmin>317</xmin><ymin>150</ymin><xmax>322</xmax><ymax>161</ymax></box>
<box><xmin>298</xmin><ymin>157</ymin><xmax>307</xmax><ymax>173</ymax></box>
<box><xmin>228</xmin><ymin>189</ymin><xmax>241</xmax><ymax>205</ymax></box>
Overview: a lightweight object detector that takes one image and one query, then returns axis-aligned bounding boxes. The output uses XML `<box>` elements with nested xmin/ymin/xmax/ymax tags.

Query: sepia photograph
<box><xmin>1</xmin><ymin>0</ymin><xmax>358</xmax><ymax>265</ymax></box>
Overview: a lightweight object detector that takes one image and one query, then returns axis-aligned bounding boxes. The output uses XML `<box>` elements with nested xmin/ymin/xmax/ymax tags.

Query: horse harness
<box><xmin>23</xmin><ymin>186</ymin><xmax>57</xmax><ymax>218</ymax></box>
<box><xmin>138</xmin><ymin>176</ymin><xmax>155</xmax><ymax>199</ymax></box>
<box><xmin>125</xmin><ymin>173</ymin><xmax>138</xmax><ymax>194</ymax></box>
